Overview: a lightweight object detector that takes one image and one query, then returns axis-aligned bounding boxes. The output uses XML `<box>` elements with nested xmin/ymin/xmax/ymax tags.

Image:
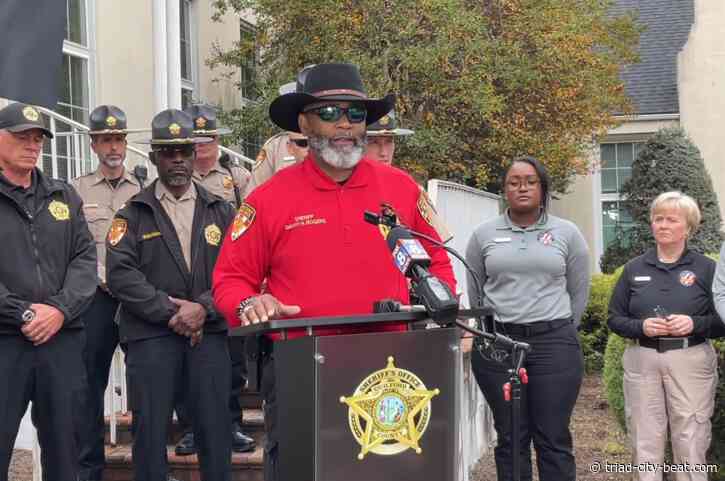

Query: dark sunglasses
<box><xmin>290</xmin><ymin>138</ymin><xmax>309</xmax><ymax>148</ymax></box>
<box><xmin>305</xmin><ymin>104</ymin><xmax>367</xmax><ymax>124</ymax></box>
<box><xmin>153</xmin><ymin>145</ymin><xmax>195</xmax><ymax>158</ymax></box>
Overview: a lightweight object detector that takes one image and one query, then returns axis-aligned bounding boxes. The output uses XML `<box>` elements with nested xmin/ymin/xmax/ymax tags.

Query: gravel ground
<box><xmin>470</xmin><ymin>374</ymin><xmax>633</xmax><ymax>481</ymax></box>
<box><xmin>9</xmin><ymin>449</ymin><xmax>32</xmax><ymax>481</ymax></box>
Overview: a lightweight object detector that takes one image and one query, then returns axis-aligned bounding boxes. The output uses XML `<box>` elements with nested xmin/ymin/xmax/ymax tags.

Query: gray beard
<box><xmin>309</xmin><ymin>135</ymin><xmax>366</xmax><ymax>169</ymax></box>
<box><xmin>99</xmin><ymin>157</ymin><xmax>124</xmax><ymax>169</ymax></box>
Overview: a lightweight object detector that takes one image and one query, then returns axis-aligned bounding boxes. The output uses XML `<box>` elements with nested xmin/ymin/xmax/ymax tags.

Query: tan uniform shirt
<box><xmin>192</xmin><ymin>157</ymin><xmax>250</xmax><ymax>207</ymax></box>
<box><xmin>155</xmin><ymin>181</ymin><xmax>197</xmax><ymax>270</ymax></box>
<box><xmin>248</xmin><ymin>132</ymin><xmax>298</xmax><ymax>192</ymax></box>
<box><xmin>72</xmin><ymin>168</ymin><xmax>142</xmax><ymax>283</ymax></box>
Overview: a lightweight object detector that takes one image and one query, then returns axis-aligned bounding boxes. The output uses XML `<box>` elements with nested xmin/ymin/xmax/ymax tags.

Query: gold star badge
<box><xmin>48</xmin><ymin>200</ymin><xmax>70</xmax><ymax>221</ymax></box>
<box><xmin>379</xmin><ymin>115</ymin><xmax>390</xmax><ymax>126</ymax></box>
<box><xmin>340</xmin><ymin>356</ymin><xmax>439</xmax><ymax>460</ymax></box>
<box><xmin>204</xmin><ymin>223</ymin><xmax>222</xmax><ymax>246</ymax></box>
<box><xmin>23</xmin><ymin>106</ymin><xmax>39</xmax><ymax>122</ymax></box>
<box><xmin>106</xmin><ymin>116</ymin><xmax>117</xmax><ymax>127</ymax></box>
<box><xmin>195</xmin><ymin>117</ymin><xmax>207</xmax><ymax>129</ymax></box>
<box><xmin>169</xmin><ymin>123</ymin><xmax>182</xmax><ymax>136</ymax></box>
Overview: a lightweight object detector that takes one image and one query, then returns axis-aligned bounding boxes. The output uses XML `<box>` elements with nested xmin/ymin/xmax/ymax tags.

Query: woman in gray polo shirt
<box><xmin>465</xmin><ymin>156</ymin><xmax>590</xmax><ymax>481</ymax></box>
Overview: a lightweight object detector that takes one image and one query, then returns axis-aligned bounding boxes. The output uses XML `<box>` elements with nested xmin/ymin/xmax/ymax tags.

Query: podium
<box><xmin>231</xmin><ymin>312</ymin><xmax>463</xmax><ymax>481</ymax></box>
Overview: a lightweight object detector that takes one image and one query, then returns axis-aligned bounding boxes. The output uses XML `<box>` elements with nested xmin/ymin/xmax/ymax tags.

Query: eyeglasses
<box><xmin>505</xmin><ymin>177</ymin><xmax>540</xmax><ymax>190</ymax></box>
<box><xmin>304</xmin><ymin>104</ymin><xmax>367</xmax><ymax>124</ymax></box>
<box><xmin>290</xmin><ymin>138</ymin><xmax>309</xmax><ymax>148</ymax></box>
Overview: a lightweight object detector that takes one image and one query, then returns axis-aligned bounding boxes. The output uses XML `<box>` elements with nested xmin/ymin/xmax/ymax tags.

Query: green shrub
<box><xmin>603</xmin><ymin>333</ymin><xmax>628</xmax><ymax>432</ymax></box>
<box><xmin>579</xmin><ymin>268</ymin><xmax>624</xmax><ymax>373</ymax></box>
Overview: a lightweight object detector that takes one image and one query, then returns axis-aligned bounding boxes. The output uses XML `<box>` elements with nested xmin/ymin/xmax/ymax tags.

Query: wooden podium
<box><xmin>231</xmin><ymin>312</ymin><xmax>462</xmax><ymax>481</ymax></box>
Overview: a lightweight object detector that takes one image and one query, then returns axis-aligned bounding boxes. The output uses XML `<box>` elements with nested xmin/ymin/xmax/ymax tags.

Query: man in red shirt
<box><xmin>212</xmin><ymin>63</ymin><xmax>456</xmax><ymax>481</ymax></box>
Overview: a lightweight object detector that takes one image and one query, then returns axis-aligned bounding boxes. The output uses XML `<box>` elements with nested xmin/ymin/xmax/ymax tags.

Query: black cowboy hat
<box><xmin>366</xmin><ymin>110</ymin><xmax>414</xmax><ymax>137</ymax></box>
<box><xmin>87</xmin><ymin>105</ymin><xmax>130</xmax><ymax>135</ymax></box>
<box><xmin>135</xmin><ymin>109</ymin><xmax>212</xmax><ymax>146</ymax></box>
<box><xmin>269</xmin><ymin>63</ymin><xmax>395</xmax><ymax>133</ymax></box>
<box><xmin>184</xmin><ymin>104</ymin><xmax>232</xmax><ymax>136</ymax></box>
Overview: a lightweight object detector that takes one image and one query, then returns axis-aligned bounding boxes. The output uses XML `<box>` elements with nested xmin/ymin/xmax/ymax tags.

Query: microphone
<box><xmin>133</xmin><ymin>165</ymin><xmax>148</xmax><ymax>187</ymax></box>
<box><xmin>366</xmin><ymin>213</ymin><xmax>459</xmax><ymax>325</ymax></box>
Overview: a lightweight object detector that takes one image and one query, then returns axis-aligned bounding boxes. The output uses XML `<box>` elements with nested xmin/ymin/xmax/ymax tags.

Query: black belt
<box><xmin>495</xmin><ymin>319</ymin><xmax>572</xmax><ymax>337</ymax></box>
<box><xmin>637</xmin><ymin>336</ymin><xmax>706</xmax><ymax>353</ymax></box>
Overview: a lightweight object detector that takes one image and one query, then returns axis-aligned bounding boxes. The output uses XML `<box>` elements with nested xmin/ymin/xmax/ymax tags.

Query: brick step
<box><xmin>103</xmin><ymin>432</ymin><xmax>265</xmax><ymax>481</ymax></box>
<box><xmin>104</xmin><ymin>409</ymin><xmax>264</xmax><ymax>445</ymax></box>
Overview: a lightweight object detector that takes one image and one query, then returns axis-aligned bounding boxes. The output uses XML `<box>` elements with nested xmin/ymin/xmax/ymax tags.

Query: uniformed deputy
<box><xmin>247</xmin><ymin>67</ymin><xmax>314</xmax><ymax>192</ymax></box>
<box><xmin>175</xmin><ymin>104</ymin><xmax>256</xmax><ymax>457</ymax></box>
<box><xmin>609</xmin><ymin>191</ymin><xmax>723</xmax><ymax>481</ymax></box>
<box><xmin>185</xmin><ymin>104</ymin><xmax>250</xmax><ymax>207</ymax></box>
<box><xmin>465</xmin><ymin>156</ymin><xmax>590</xmax><ymax>481</ymax></box>
<box><xmin>72</xmin><ymin>105</ymin><xmax>143</xmax><ymax>481</ymax></box>
<box><xmin>212</xmin><ymin>63</ymin><xmax>457</xmax><ymax>481</ymax></box>
<box><xmin>106</xmin><ymin>109</ymin><xmax>234</xmax><ymax>481</ymax></box>
<box><xmin>0</xmin><ymin>102</ymin><xmax>97</xmax><ymax>481</ymax></box>
<box><xmin>365</xmin><ymin>109</ymin><xmax>453</xmax><ymax>243</ymax></box>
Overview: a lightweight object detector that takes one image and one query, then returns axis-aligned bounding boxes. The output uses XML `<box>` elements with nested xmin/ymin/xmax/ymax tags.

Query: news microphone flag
<box><xmin>0</xmin><ymin>1</ymin><xmax>66</xmax><ymax>108</ymax></box>
<box><xmin>392</xmin><ymin>238</ymin><xmax>431</xmax><ymax>277</ymax></box>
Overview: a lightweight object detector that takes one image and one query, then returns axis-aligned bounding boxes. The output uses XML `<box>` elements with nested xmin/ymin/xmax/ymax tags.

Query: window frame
<box><xmin>179</xmin><ymin>0</ymin><xmax>198</xmax><ymax>108</ymax></box>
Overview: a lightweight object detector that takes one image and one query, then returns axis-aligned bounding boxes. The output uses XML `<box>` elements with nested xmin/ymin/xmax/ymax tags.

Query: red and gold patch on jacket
<box><xmin>108</xmin><ymin>218</ymin><xmax>128</xmax><ymax>246</ymax></box>
<box><xmin>231</xmin><ymin>203</ymin><xmax>256</xmax><ymax>241</ymax></box>
<box><xmin>679</xmin><ymin>270</ymin><xmax>696</xmax><ymax>287</ymax></box>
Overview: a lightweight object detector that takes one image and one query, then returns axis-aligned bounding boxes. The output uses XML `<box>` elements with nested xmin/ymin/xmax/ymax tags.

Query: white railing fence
<box><xmin>428</xmin><ymin>179</ymin><xmax>500</xmax><ymax>481</ymax></box>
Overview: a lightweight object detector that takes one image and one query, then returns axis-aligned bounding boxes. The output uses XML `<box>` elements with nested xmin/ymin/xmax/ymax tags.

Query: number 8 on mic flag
<box><xmin>0</xmin><ymin>1</ymin><xmax>66</xmax><ymax>108</ymax></box>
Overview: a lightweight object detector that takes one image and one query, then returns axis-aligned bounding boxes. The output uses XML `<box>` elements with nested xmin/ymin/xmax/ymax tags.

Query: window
<box><xmin>180</xmin><ymin>0</ymin><xmax>196</xmax><ymax>108</ymax></box>
<box><xmin>42</xmin><ymin>0</ymin><xmax>93</xmax><ymax>181</ymax></box>
<box><xmin>240</xmin><ymin>24</ymin><xmax>257</xmax><ymax>101</ymax></box>
<box><xmin>599</xmin><ymin>142</ymin><xmax>644</xmax><ymax>250</ymax></box>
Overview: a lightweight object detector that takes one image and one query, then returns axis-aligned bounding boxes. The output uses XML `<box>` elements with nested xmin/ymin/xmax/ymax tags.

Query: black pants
<box><xmin>126</xmin><ymin>333</ymin><xmax>231</xmax><ymax>481</ymax></box>
<box><xmin>471</xmin><ymin>322</ymin><xmax>583</xmax><ymax>481</ymax></box>
<box><xmin>260</xmin><ymin>351</ymin><xmax>278</xmax><ymax>481</ymax></box>
<box><xmin>0</xmin><ymin>330</ymin><xmax>86</xmax><ymax>481</ymax></box>
<box><xmin>176</xmin><ymin>336</ymin><xmax>247</xmax><ymax>433</ymax></box>
<box><xmin>78</xmin><ymin>289</ymin><xmax>119</xmax><ymax>481</ymax></box>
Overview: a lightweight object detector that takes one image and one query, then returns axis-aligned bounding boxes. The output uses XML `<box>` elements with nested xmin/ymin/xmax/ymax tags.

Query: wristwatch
<box><xmin>22</xmin><ymin>308</ymin><xmax>36</xmax><ymax>323</ymax></box>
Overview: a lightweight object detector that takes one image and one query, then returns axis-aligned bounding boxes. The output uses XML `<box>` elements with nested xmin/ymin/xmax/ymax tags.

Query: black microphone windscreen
<box><xmin>386</xmin><ymin>226</ymin><xmax>414</xmax><ymax>250</ymax></box>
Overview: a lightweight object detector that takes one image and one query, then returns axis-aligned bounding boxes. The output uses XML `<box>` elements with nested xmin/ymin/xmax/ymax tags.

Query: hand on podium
<box><xmin>240</xmin><ymin>294</ymin><xmax>301</xmax><ymax>325</ymax></box>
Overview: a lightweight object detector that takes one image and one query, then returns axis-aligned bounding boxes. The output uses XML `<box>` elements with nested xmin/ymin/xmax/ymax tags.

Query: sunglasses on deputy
<box><xmin>304</xmin><ymin>104</ymin><xmax>367</xmax><ymax>124</ymax></box>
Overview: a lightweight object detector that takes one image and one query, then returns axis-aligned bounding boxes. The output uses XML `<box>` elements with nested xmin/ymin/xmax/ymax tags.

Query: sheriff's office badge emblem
<box><xmin>223</xmin><ymin>175</ymin><xmax>233</xmax><ymax>190</ymax></box>
<box><xmin>679</xmin><ymin>270</ymin><xmax>696</xmax><ymax>287</ymax></box>
<box><xmin>538</xmin><ymin>231</ymin><xmax>554</xmax><ymax>246</ymax></box>
<box><xmin>108</xmin><ymin>218</ymin><xmax>128</xmax><ymax>246</ymax></box>
<box><xmin>254</xmin><ymin>149</ymin><xmax>266</xmax><ymax>170</ymax></box>
<box><xmin>379</xmin><ymin>115</ymin><xmax>390</xmax><ymax>126</ymax></box>
<box><xmin>231</xmin><ymin>203</ymin><xmax>256</xmax><ymax>241</ymax></box>
<box><xmin>106</xmin><ymin>116</ymin><xmax>117</xmax><ymax>127</ymax></box>
<box><xmin>169</xmin><ymin>123</ymin><xmax>181</xmax><ymax>136</ymax></box>
<box><xmin>417</xmin><ymin>190</ymin><xmax>437</xmax><ymax>227</ymax></box>
<box><xmin>23</xmin><ymin>106</ymin><xmax>40</xmax><ymax>122</ymax></box>
<box><xmin>48</xmin><ymin>200</ymin><xmax>70</xmax><ymax>221</ymax></box>
<box><xmin>195</xmin><ymin>117</ymin><xmax>207</xmax><ymax>129</ymax></box>
<box><xmin>205</xmin><ymin>223</ymin><xmax>222</xmax><ymax>246</ymax></box>
<box><xmin>340</xmin><ymin>356</ymin><xmax>439</xmax><ymax>460</ymax></box>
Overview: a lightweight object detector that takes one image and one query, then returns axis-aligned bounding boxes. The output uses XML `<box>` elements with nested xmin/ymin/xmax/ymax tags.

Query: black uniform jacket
<box><xmin>0</xmin><ymin>168</ymin><xmax>97</xmax><ymax>335</ymax></box>
<box><xmin>106</xmin><ymin>180</ymin><xmax>235</xmax><ymax>343</ymax></box>
<box><xmin>608</xmin><ymin>248</ymin><xmax>725</xmax><ymax>339</ymax></box>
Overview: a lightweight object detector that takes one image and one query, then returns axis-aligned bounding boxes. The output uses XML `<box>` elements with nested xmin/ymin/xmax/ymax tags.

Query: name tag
<box><xmin>85</xmin><ymin>203</ymin><xmax>99</xmax><ymax>208</ymax></box>
<box><xmin>493</xmin><ymin>237</ymin><xmax>512</xmax><ymax>243</ymax></box>
<box><xmin>634</xmin><ymin>276</ymin><xmax>651</xmax><ymax>282</ymax></box>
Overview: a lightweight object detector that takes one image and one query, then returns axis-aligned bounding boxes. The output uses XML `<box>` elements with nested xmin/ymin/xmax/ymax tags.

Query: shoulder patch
<box><xmin>108</xmin><ymin>218</ymin><xmax>128</xmax><ymax>246</ymax></box>
<box><xmin>223</xmin><ymin>175</ymin><xmax>234</xmax><ymax>190</ymax></box>
<box><xmin>417</xmin><ymin>189</ymin><xmax>453</xmax><ymax>242</ymax></box>
<box><xmin>231</xmin><ymin>203</ymin><xmax>256</xmax><ymax>241</ymax></box>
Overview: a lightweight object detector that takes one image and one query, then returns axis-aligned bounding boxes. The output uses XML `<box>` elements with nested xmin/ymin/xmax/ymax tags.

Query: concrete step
<box><xmin>104</xmin><ymin>409</ymin><xmax>264</xmax><ymax>445</ymax></box>
<box><xmin>103</xmin><ymin>431</ymin><xmax>265</xmax><ymax>481</ymax></box>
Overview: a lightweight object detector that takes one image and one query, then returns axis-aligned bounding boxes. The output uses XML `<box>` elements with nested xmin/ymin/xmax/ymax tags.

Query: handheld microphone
<box><xmin>133</xmin><ymin>165</ymin><xmax>148</xmax><ymax>188</ymax></box>
<box><xmin>367</xmin><ymin>214</ymin><xmax>459</xmax><ymax>325</ymax></box>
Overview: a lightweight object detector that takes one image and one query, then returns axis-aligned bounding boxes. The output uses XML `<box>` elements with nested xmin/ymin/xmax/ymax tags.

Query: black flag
<box><xmin>0</xmin><ymin>1</ymin><xmax>67</xmax><ymax>108</ymax></box>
